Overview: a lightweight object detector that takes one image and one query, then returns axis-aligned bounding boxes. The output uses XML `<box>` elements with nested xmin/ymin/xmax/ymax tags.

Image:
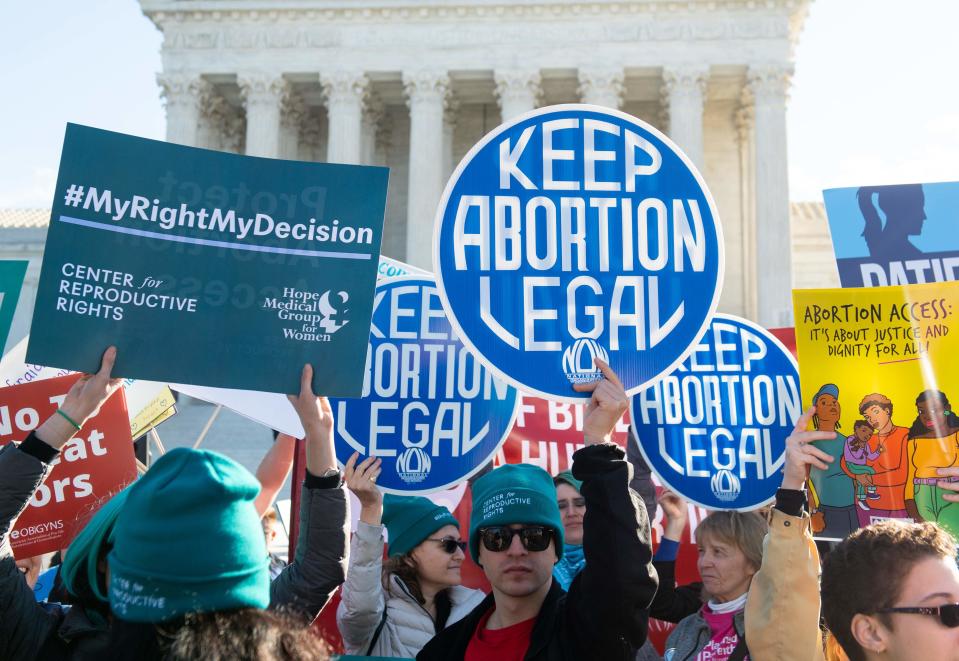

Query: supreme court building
<box><xmin>3</xmin><ymin>1</ymin><xmax>829</xmax><ymax>352</ymax></box>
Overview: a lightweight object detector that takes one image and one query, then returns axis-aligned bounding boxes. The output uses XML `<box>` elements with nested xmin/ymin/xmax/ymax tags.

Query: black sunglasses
<box><xmin>478</xmin><ymin>526</ymin><xmax>553</xmax><ymax>553</ymax></box>
<box><xmin>426</xmin><ymin>537</ymin><xmax>467</xmax><ymax>554</ymax></box>
<box><xmin>878</xmin><ymin>604</ymin><xmax>959</xmax><ymax>628</ymax></box>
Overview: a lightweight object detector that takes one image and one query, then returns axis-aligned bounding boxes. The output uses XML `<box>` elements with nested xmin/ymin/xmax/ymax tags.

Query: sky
<box><xmin>0</xmin><ymin>0</ymin><xmax>956</xmax><ymax>207</ymax></box>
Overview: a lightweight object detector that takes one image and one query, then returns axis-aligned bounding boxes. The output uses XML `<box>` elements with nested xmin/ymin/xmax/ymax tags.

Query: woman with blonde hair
<box><xmin>662</xmin><ymin>509</ymin><xmax>768</xmax><ymax>660</ymax></box>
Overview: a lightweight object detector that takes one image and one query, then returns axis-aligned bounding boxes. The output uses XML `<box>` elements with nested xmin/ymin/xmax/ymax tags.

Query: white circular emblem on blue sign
<box><xmin>433</xmin><ymin>104</ymin><xmax>724</xmax><ymax>402</ymax></box>
<box><xmin>630</xmin><ymin>314</ymin><xmax>799</xmax><ymax>511</ymax></box>
<box><xmin>330</xmin><ymin>276</ymin><xmax>519</xmax><ymax>494</ymax></box>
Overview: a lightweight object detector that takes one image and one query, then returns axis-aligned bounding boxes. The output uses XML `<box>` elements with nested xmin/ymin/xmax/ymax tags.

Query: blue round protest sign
<box><xmin>630</xmin><ymin>314</ymin><xmax>799</xmax><ymax>511</ymax></box>
<box><xmin>330</xmin><ymin>276</ymin><xmax>519</xmax><ymax>494</ymax></box>
<box><xmin>433</xmin><ymin>104</ymin><xmax>724</xmax><ymax>402</ymax></box>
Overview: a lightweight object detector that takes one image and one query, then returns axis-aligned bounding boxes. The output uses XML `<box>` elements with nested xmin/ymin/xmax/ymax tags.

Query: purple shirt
<box><xmin>845</xmin><ymin>436</ymin><xmax>881</xmax><ymax>464</ymax></box>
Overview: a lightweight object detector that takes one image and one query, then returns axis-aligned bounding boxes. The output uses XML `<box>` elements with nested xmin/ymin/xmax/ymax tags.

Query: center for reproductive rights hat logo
<box><xmin>432</xmin><ymin>104</ymin><xmax>724</xmax><ymax>402</ymax></box>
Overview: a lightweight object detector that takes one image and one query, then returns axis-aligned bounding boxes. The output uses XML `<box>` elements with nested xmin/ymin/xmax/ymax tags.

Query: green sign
<box><xmin>27</xmin><ymin>124</ymin><xmax>389</xmax><ymax>396</ymax></box>
<box><xmin>0</xmin><ymin>260</ymin><xmax>28</xmax><ymax>352</ymax></box>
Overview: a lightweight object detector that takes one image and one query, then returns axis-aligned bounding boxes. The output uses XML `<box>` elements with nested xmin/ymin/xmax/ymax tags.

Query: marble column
<box><xmin>577</xmin><ymin>67</ymin><xmax>625</xmax><ymax>109</ymax></box>
<box><xmin>661</xmin><ymin>66</ymin><xmax>708</xmax><ymax>169</ymax></box>
<box><xmin>361</xmin><ymin>95</ymin><xmax>384</xmax><ymax>165</ymax></box>
<box><xmin>157</xmin><ymin>73</ymin><xmax>204</xmax><ymax>146</ymax></box>
<box><xmin>404</xmin><ymin>70</ymin><xmax>449</xmax><ymax>268</ymax></box>
<box><xmin>735</xmin><ymin>94</ymin><xmax>757</xmax><ymax>321</ymax></box>
<box><xmin>443</xmin><ymin>97</ymin><xmax>460</xmax><ymax>180</ymax></box>
<box><xmin>748</xmin><ymin>64</ymin><xmax>794</xmax><ymax>327</ymax></box>
<box><xmin>322</xmin><ymin>71</ymin><xmax>369</xmax><ymax>165</ymax></box>
<box><xmin>279</xmin><ymin>91</ymin><xmax>307</xmax><ymax>160</ymax></box>
<box><xmin>192</xmin><ymin>79</ymin><xmax>219</xmax><ymax>149</ymax></box>
<box><xmin>494</xmin><ymin>69</ymin><xmax>541</xmax><ymax>121</ymax></box>
<box><xmin>238</xmin><ymin>73</ymin><xmax>286</xmax><ymax>158</ymax></box>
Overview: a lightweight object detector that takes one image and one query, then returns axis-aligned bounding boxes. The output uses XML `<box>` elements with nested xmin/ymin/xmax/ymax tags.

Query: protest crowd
<box><xmin>1</xmin><ymin>80</ymin><xmax>958</xmax><ymax>661</ymax></box>
<box><xmin>1</xmin><ymin>343</ymin><xmax>958</xmax><ymax>661</ymax></box>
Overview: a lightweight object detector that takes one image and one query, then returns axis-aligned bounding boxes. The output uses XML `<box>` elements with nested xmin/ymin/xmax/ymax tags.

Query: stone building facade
<box><xmin>136</xmin><ymin>0</ymin><xmax>815</xmax><ymax>327</ymax></box>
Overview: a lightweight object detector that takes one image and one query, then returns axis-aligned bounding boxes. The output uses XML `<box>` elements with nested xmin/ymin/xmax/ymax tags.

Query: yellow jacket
<box><xmin>744</xmin><ymin>508</ymin><xmax>826</xmax><ymax>661</ymax></box>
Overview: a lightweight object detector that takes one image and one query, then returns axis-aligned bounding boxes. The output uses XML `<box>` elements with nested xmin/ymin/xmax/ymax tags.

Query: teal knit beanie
<box><xmin>553</xmin><ymin>470</ymin><xmax>583</xmax><ymax>493</ymax></box>
<box><xmin>469</xmin><ymin>463</ymin><xmax>565</xmax><ymax>563</ymax></box>
<box><xmin>382</xmin><ymin>494</ymin><xmax>459</xmax><ymax>557</ymax></box>
<box><xmin>62</xmin><ymin>487</ymin><xmax>131</xmax><ymax>603</ymax></box>
<box><xmin>108</xmin><ymin>448</ymin><xmax>270</xmax><ymax>622</ymax></box>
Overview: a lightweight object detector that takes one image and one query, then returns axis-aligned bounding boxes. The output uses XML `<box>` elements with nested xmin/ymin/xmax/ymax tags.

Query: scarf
<box><xmin>552</xmin><ymin>544</ymin><xmax>586</xmax><ymax>591</ymax></box>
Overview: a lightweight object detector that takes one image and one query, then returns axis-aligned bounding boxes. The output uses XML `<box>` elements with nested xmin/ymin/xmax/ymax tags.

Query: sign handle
<box><xmin>192</xmin><ymin>405</ymin><xmax>223</xmax><ymax>449</ymax></box>
<box><xmin>149</xmin><ymin>428</ymin><xmax>167</xmax><ymax>456</ymax></box>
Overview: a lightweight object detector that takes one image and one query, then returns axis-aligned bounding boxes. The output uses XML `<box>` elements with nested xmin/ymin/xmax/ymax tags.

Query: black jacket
<box><xmin>649</xmin><ymin>558</ymin><xmax>703</xmax><ymax>624</ymax></box>
<box><xmin>417</xmin><ymin>443</ymin><xmax>658</xmax><ymax>661</ymax></box>
<box><xmin>0</xmin><ymin>435</ymin><xmax>348</xmax><ymax>661</ymax></box>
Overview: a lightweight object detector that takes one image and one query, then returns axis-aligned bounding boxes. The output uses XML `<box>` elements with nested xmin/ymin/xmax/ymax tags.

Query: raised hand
<box><xmin>658</xmin><ymin>490</ymin><xmax>689</xmax><ymax>541</ymax></box>
<box><xmin>35</xmin><ymin>346</ymin><xmax>123</xmax><ymax>450</ymax></box>
<box><xmin>782</xmin><ymin>406</ymin><xmax>836</xmax><ymax>491</ymax></box>
<box><xmin>287</xmin><ymin>364</ymin><xmax>336</xmax><ymax>475</ymax></box>
<box><xmin>937</xmin><ymin>467</ymin><xmax>959</xmax><ymax>503</ymax></box>
<box><xmin>573</xmin><ymin>358</ymin><xmax>628</xmax><ymax>445</ymax></box>
<box><xmin>345</xmin><ymin>452</ymin><xmax>383</xmax><ymax>525</ymax></box>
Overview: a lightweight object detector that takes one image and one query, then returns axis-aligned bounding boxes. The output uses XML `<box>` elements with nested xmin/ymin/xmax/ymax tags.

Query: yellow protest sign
<box><xmin>132</xmin><ymin>404</ymin><xmax>177</xmax><ymax>439</ymax></box>
<box><xmin>793</xmin><ymin>281</ymin><xmax>959</xmax><ymax>540</ymax></box>
<box><xmin>128</xmin><ymin>386</ymin><xmax>177</xmax><ymax>438</ymax></box>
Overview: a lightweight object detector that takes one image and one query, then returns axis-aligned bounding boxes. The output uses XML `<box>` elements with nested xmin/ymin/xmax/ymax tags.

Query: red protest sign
<box><xmin>0</xmin><ymin>374</ymin><xmax>136</xmax><ymax>558</ymax></box>
<box><xmin>494</xmin><ymin>394</ymin><xmax>631</xmax><ymax>471</ymax></box>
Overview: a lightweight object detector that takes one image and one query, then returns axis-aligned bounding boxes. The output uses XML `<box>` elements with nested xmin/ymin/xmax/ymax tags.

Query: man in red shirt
<box><xmin>417</xmin><ymin>361</ymin><xmax>658</xmax><ymax>661</ymax></box>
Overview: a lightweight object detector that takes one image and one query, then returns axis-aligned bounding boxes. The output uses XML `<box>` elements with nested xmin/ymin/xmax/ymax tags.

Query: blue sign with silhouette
<box><xmin>823</xmin><ymin>181</ymin><xmax>959</xmax><ymax>287</ymax></box>
<box><xmin>433</xmin><ymin>104</ymin><xmax>724</xmax><ymax>402</ymax></box>
<box><xmin>630</xmin><ymin>314</ymin><xmax>799</xmax><ymax>511</ymax></box>
<box><xmin>330</xmin><ymin>276</ymin><xmax>518</xmax><ymax>494</ymax></box>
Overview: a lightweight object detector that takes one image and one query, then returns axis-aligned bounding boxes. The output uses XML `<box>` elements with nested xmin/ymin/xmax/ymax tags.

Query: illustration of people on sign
<box><xmin>807</xmin><ymin>384</ymin><xmax>859</xmax><ymax>538</ymax></box>
<box><xmin>844</xmin><ymin>420</ymin><xmax>882</xmax><ymax>504</ymax></box>
<box><xmin>857</xmin><ymin>184</ymin><xmax>926</xmax><ymax>261</ymax></box>
<box><xmin>904</xmin><ymin>389</ymin><xmax>959</xmax><ymax>539</ymax></box>
<box><xmin>842</xmin><ymin>393</ymin><xmax>911</xmax><ymax>528</ymax></box>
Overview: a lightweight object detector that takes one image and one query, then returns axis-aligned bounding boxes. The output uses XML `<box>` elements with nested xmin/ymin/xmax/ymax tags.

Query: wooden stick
<box><xmin>192</xmin><ymin>405</ymin><xmax>223</xmax><ymax>449</ymax></box>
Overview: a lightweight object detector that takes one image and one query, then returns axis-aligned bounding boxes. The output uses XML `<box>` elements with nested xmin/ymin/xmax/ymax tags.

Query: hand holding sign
<box><xmin>35</xmin><ymin>346</ymin><xmax>122</xmax><ymax>451</ymax></box>
<box><xmin>781</xmin><ymin>406</ymin><xmax>836</xmax><ymax>491</ymax></box>
<box><xmin>288</xmin><ymin>364</ymin><xmax>336</xmax><ymax>476</ymax></box>
<box><xmin>575</xmin><ymin>358</ymin><xmax>628</xmax><ymax>445</ymax></box>
<box><xmin>937</xmin><ymin>467</ymin><xmax>959</xmax><ymax>503</ymax></box>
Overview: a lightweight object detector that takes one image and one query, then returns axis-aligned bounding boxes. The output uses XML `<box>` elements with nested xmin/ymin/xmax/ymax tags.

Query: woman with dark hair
<box><xmin>904</xmin><ymin>389</ymin><xmax>959</xmax><ymax>538</ymax></box>
<box><xmin>337</xmin><ymin>456</ymin><xmax>484</xmax><ymax>657</ymax></box>
<box><xmin>857</xmin><ymin>184</ymin><xmax>926</xmax><ymax>260</ymax></box>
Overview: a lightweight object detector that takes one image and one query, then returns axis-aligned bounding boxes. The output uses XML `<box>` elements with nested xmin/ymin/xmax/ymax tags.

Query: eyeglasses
<box><xmin>557</xmin><ymin>497</ymin><xmax>586</xmax><ymax>511</ymax></box>
<box><xmin>426</xmin><ymin>537</ymin><xmax>467</xmax><ymax>554</ymax></box>
<box><xmin>478</xmin><ymin>526</ymin><xmax>554</xmax><ymax>553</ymax></box>
<box><xmin>878</xmin><ymin>604</ymin><xmax>959</xmax><ymax>628</ymax></box>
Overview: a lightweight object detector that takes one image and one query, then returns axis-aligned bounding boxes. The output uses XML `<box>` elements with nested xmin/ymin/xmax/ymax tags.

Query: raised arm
<box><xmin>649</xmin><ymin>491</ymin><xmax>703</xmax><ymax>623</ymax></box>
<box><xmin>0</xmin><ymin>347</ymin><xmax>121</xmax><ymax>660</ymax></box>
<box><xmin>270</xmin><ymin>364</ymin><xmax>348</xmax><ymax>619</ymax></box>
<box><xmin>254</xmin><ymin>433</ymin><xmax>296</xmax><ymax>517</ymax></box>
<box><xmin>336</xmin><ymin>453</ymin><xmax>391</xmax><ymax>652</ymax></box>
<box><xmin>565</xmin><ymin>360</ymin><xmax>658</xmax><ymax>657</ymax></box>
<box><xmin>745</xmin><ymin>407</ymin><xmax>828</xmax><ymax>661</ymax></box>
